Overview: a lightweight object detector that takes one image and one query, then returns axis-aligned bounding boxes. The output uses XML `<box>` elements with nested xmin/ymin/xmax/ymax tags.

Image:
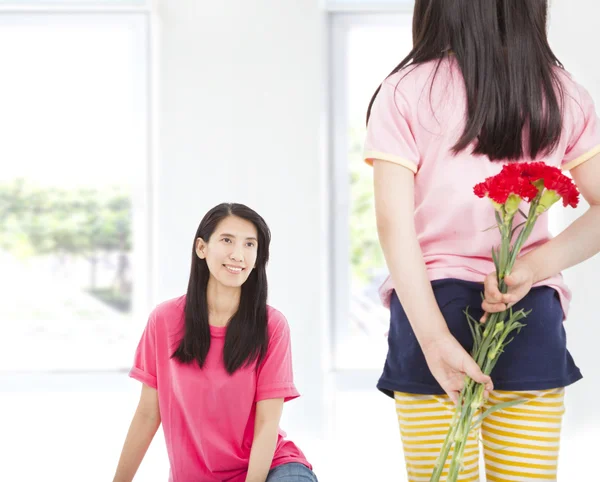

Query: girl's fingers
<box><xmin>447</xmin><ymin>389</ymin><xmax>459</xmax><ymax>405</ymax></box>
<box><xmin>481</xmin><ymin>300</ymin><xmax>506</xmax><ymax>314</ymax></box>
<box><xmin>484</xmin><ymin>277</ymin><xmax>503</xmax><ymax>302</ymax></box>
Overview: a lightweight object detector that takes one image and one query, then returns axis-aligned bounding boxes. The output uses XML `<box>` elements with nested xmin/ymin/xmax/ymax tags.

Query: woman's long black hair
<box><xmin>172</xmin><ymin>203</ymin><xmax>271</xmax><ymax>374</ymax></box>
<box><xmin>367</xmin><ymin>0</ymin><xmax>564</xmax><ymax>161</ymax></box>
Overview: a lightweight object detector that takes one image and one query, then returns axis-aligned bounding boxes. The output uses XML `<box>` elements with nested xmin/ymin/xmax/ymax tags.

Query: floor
<box><xmin>1</xmin><ymin>373</ymin><xmax>597</xmax><ymax>481</ymax></box>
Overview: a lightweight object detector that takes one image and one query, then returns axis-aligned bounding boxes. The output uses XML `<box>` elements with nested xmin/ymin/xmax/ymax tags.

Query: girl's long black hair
<box><xmin>367</xmin><ymin>0</ymin><xmax>564</xmax><ymax>161</ymax></box>
<box><xmin>172</xmin><ymin>203</ymin><xmax>271</xmax><ymax>374</ymax></box>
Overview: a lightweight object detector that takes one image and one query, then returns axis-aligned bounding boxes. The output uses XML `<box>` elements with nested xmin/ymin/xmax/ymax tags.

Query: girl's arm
<box><xmin>373</xmin><ymin>159</ymin><xmax>450</xmax><ymax>346</ymax></box>
<box><xmin>373</xmin><ymin>159</ymin><xmax>491</xmax><ymax>402</ymax></box>
<box><xmin>245</xmin><ymin>398</ymin><xmax>284</xmax><ymax>482</ymax></box>
<box><xmin>113</xmin><ymin>385</ymin><xmax>161</xmax><ymax>482</ymax></box>
<box><xmin>483</xmin><ymin>154</ymin><xmax>600</xmax><ymax>312</ymax></box>
<box><xmin>520</xmin><ymin>154</ymin><xmax>600</xmax><ymax>281</ymax></box>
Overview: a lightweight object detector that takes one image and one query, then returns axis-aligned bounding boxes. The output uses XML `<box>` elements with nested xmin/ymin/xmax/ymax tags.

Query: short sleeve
<box><xmin>129</xmin><ymin>313</ymin><xmax>158</xmax><ymax>389</ymax></box>
<box><xmin>364</xmin><ymin>80</ymin><xmax>420</xmax><ymax>173</ymax></box>
<box><xmin>562</xmin><ymin>84</ymin><xmax>600</xmax><ymax>171</ymax></box>
<box><xmin>255</xmin><ymin>312</ymin><xmax>299</xmax><ymax>403</ymax></box>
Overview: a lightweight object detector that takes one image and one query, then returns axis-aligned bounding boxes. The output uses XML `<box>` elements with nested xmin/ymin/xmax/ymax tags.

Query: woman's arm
<box><xmin>373</xmin><ymin>159</ymin><xmax>491</xmax><ymax>402</ymax></box>
<box><xmin>113</xmin><ymin>385</ymin><xmax>161</xmax><ymax>482</ymax></box>
<box><xmin>245</xmin><ymin>398</ymin><xmax>284</xmax><ymax>482</ymax></box>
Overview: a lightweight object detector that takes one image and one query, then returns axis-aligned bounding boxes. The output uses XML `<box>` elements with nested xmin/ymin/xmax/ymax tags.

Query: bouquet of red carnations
<box><xmin>429</xmin><ymin>162</ymin><xmax>579</xmax><ymax>481</ymax></box>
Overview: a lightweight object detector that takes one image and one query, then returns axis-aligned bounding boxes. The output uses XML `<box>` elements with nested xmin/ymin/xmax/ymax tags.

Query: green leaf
<box><xmin>482</xmin><ymin>222</ymin><xmax>502</xmax><ymax>233</ymax></box>
<box><xmin>464</xmin><ymin>307</ymin><xmax>482</xmax><ymax>352</ymax></box>
<box><xmin>479</xmin><ymin>436</ymin><xmax>510</xmax><ymax>452</ymax></box>
<box><xmin>511</xmin><ymin>221</ymin><xmax>527</xmax><ymax>239</ymax></box>
<box><xmin>495</xmin><ymin>210</ymin><xmax>503</xmax><ymax>226</ymax></box>
<box><xmin>491</xmin><ymin>246</ymin><xmax>500</xmax><ymax>272</ymax></box>
<box><xmin>472</xmin><ymin>399</ymin><xmax>527</xmax><ymax>430</ymax></box>
<box><xmin>467</xmin><ymin>317</ymin><xmax>478</xmax><ymax>351</ymax></box>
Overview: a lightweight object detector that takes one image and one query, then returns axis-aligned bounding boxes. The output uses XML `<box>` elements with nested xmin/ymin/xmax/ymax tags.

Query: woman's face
<box><xmin>195</xmin><ymin>215</ymin><xmax>259</xmax><ymax>289</ymax></box>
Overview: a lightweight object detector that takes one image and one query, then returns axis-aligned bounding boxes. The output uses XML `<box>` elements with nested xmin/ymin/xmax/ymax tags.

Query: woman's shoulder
<box><xmin>148</xmin><ymin>294</ymin><xmax>186</xmax><ymax>328</ymax></box>
<box><xmin>266</xmin><ymin>305</ymin><xmax>290</xmax><ymax>337</ymax></box>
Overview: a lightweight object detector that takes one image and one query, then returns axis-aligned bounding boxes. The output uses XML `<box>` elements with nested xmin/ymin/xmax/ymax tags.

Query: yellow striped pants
<box><xmin>395</xmin><ymin>388</ymin><xmax>565</xmax><ymax>481</ymax></box>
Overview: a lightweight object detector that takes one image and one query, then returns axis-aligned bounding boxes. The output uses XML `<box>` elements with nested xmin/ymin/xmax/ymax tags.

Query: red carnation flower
<box><xmin>473</xmin><ymin>171</ymin><xmax>537</xmax><ymax>204</ymax></box>
<box><xmin>538</xmin><ymin>167</ymin><xmax>580</xmax><ymax>208</ymax></box>
<box><xmin>474</xmin><ymin>162</ymin><xmax>579</xmax><ymax>208</ymax></box>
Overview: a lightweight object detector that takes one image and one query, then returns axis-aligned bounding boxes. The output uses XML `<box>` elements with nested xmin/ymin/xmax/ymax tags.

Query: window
<box><xmin>330</xmin><ymin>12</ymin><xmax>412</xmax><ymax>370</ymax></box>
<box><xmin>0</xmin><ymin>11</ymin><xmax>150</xmax><ymax>372</ymax></box>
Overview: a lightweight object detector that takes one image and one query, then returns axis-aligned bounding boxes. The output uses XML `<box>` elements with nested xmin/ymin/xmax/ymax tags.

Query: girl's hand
<box><xmin>480</xmin><ymin>261</ymin><xmax>535</xmax><ymax>322</ymax></box>
<box><xmin>421</xmin><ymin>333</ymin><xmax>493</xmax><ymax>404</ymax></box>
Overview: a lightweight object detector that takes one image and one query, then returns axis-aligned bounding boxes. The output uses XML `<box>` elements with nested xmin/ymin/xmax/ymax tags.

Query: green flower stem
<box><xmin>447</xmin><ymin>409</ymin><xmax>474</xmax><ymax>479</ymax></box>
<box><xmin>430</xmin><ymin>191</ymin><xmax>545</xmax><ymax>481</ymax></box>
<box><xmin>498</xmin><ymin>215</ymin><xmax>514</xmax><ymax>279</ymax></box>
<box><xmin>506</xmin><ymin>196</ymin><xmax>541</xmax><ymax>271</ymax></box>
<box><xmin>475</xmin><ymin>312</ymin><xmax>502</xmax><ymax>367</ymax></box>
<box><xmin>429</xmin><ymin>410</ymin><xmax>460</xmax><ymax>481</ymax></box>
<box><xmin>429</xmin><ymin>380</ymin><xmax>482</xmax><ymax>482</ymax></box>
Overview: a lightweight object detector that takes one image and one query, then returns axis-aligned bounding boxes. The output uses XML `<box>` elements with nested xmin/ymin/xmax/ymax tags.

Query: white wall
<box><xmin>154</xmin><ymin>0</ymin><xmax>330</xmax><ymax>433</ymax></box>
<box><xmin>152</xmin><ymin>0</ymin><xmax>600</xmax><ymax>445</ymax></box>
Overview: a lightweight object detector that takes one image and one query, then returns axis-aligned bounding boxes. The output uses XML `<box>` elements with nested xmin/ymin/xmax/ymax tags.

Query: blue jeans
<box><xmin>266</xmin><ymin>463</ymin><xmax>318</xmax><ymax>482</ymax></box>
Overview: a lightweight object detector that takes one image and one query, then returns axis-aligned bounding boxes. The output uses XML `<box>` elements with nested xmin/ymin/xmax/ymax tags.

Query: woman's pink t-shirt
<box><xmin>130</xmin><ymin>295</ymin><xmax>311</xmax><ymax>482</ymax></box>
<box><xmin>364</xmin><ymin>58</ymin><xmax>600</xmax><ymax>318</ymax></box>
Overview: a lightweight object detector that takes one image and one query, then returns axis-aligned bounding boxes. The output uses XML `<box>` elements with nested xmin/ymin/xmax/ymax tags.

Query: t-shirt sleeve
<box><xmin>255</xmin><ymin>313</ymin><xmax>299</xmax><ymax>403</ymax></box>
<box><xmin>562</xmin><ymin>84</ymin><xmax>600</xmax><ymax>170</ymax></box>
<box><xmin>363</xmin><ymin>80</ymin><xmax>420</xmax><ymax>173</ymax></box>
<box><xmin>129</xmin><ymin>313</ymin><xmax>158</xmax><ymax>389</ymax></box>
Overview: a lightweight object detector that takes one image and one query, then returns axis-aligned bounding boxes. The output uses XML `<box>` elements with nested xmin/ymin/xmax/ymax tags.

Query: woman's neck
<box><xmin>206</xmin><ymin>277</ymin><xmax>241</xmax><ymax>327</ymax></box>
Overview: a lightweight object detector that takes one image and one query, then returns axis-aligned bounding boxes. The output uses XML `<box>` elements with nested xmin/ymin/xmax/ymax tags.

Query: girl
<box><xmin>113</xmin><ymin>203</ymin><xmax>317</xmax><ymax>482</ymax></box>
<box><xmin>364</xmin><ymin>1</ymin><xmax>600</xmax><ymax>480</ymax></box>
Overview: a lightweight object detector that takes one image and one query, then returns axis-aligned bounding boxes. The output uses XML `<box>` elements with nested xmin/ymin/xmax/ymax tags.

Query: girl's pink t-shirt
<box><xmin>364</xmin><ymin>58</ymin><xmax>600</xmax><ymax>318</ymax></box>
<box><xmin>130</xmin><ymin>295</ymin><xmax>311</xmax><ymax>482</ymax></box>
